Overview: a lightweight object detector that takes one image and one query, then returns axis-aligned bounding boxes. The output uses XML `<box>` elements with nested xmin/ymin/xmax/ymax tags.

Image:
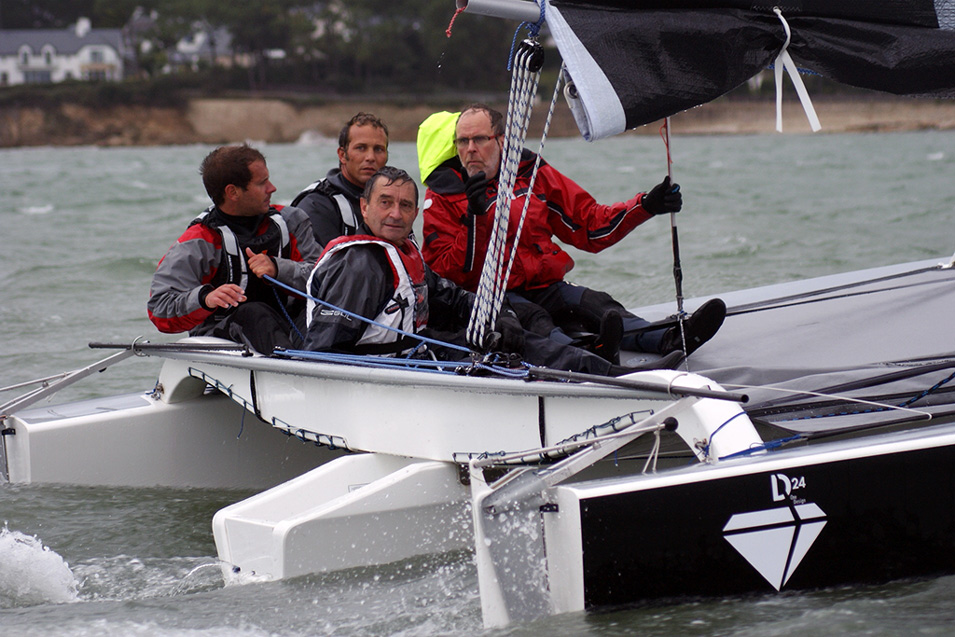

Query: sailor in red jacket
<box><xmin>421</xmin><ymin>104</ymin><xmax>724</xmax><ymax>362</ymax></box>
<box><xmin>148</xmin><ymin>145</ymin><xmax>322</xmax><ymax>353</ymax></box>
<box><xmin>305</xmin><ymin>166</ymin><xmax>681</xmax><ymax>375</ymax></box>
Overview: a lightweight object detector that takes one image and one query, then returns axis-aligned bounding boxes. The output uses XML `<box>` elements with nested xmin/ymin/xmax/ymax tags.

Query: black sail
<box><xmin>547</xmin><ymin>0</ymin><xmax>955</xmax><ymax>138</ymax></box>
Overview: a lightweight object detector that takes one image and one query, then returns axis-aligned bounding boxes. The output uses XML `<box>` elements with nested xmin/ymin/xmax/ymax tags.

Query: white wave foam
<box><xmin>0</xmin><ymin>526</ymin><xmax>78</xmax><ymax>608</ymax></box>
<box><xmin>294</xmin><ymin>130</ymin><xmax>334</xmax><ymax>146</ymax></box>
<box><xmin>20</xmin><ymin>205</ymin><xmax>54</xmax><ymax>215</ymax></box>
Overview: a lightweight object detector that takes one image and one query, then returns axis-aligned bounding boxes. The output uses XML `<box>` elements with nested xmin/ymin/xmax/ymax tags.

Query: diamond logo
<box><xmin>723</xmin><ymin>503</ymin><xmax>827</xmax><ymax>590</ymax></box>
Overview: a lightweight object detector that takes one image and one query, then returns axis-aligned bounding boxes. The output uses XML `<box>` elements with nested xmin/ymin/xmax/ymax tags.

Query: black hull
<box><xmin>580</xmin><ymin>441</ymin><xmax>955</xmax><ymax>608</ymax></box>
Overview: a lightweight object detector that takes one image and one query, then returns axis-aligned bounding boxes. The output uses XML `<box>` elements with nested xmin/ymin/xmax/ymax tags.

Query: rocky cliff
<box><xmin>3</xmin><ymin>96</ymin><xmax>954</xmax><ymax>147</ymax></box>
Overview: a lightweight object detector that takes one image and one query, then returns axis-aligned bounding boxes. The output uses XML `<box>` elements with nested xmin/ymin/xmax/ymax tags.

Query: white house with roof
<box><xmin>0</xmin><ymin>18</ymin><xmax>125</xmax><ymax>86</ymax></box>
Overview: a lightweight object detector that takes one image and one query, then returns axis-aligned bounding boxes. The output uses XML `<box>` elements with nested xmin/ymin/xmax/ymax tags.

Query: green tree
<box><xmin>216</xmin><ymin>1</ymin><xmax>314</xmax><ymax>89</ymax></box>
<box><xmin>1</xmin><ymin>0</ymin><xmax>95</xmax><ymax>28</ymax></box>
<box><xmin>4</xmin><ymin>0</ymin><xmax>548</xmax><ymax>97</ymax></box>
<box><xmin>92</xmin><ymin>0</ymin><xmax>148</xmax><ymax>29</ymax></box>
<box><xmin>310</xmin><ymin>0</ymin><xmax>518</xmax><ymax>94</ymax></box>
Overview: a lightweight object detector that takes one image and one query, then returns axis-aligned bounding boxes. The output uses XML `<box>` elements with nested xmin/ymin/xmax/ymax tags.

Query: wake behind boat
<box><xmin>4</xmin><ymin>0</ymin><xmax>955</xmax><ymax>629</ymax></box>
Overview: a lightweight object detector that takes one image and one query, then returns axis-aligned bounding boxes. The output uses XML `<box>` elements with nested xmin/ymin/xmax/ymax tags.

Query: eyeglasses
<box><xmin>453</xmin><ymin>134</ymin><xmax>499</xmax><ymax>149</ymax></box>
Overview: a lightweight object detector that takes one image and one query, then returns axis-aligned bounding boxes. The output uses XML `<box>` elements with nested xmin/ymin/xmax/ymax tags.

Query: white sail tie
<box><xmin>773</xmin><ymin>7</ymin><xmax>821</xmax><ymax>132</ymax></box>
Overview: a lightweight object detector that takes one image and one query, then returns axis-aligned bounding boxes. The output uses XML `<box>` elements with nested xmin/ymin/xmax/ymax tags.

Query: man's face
<box><xmin>360</xmin><ymin>178</ymin><xmax>418</xmax><ymax>244</ymax></box>
<box><xmin>338</xmin><ymin>124</ymin><xmax>389</xmax><ymax>187</ymax></box>
<box><xmin>231</xmin><ymin>160</ymin><xmax>275</xmax><ymax>216</ymax></box>
<box><xmin>455</xmin><ymin>110</ymin><xmax>502</xmax><ymax>180</ymax></box>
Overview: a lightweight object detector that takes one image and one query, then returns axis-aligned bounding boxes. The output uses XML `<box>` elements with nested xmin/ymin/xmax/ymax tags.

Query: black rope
<box><xmin>748</xmin><ymin>356</ymin><xmax>955</xmax><ymax>411</ymax></box>
<box><xmin>748</xmin><ymin>374</ymin><xmax>955</xmax><ymax>424</ymax></box>
<box><xmin>726</xmin><ymin>265</ymin><xmax>948</xmax><ymax>317</ymax></box>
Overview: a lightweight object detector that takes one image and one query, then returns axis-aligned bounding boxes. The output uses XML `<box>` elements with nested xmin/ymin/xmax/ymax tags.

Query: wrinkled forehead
<box><xmin>456</xmin><ymin>110</ymin><xmax>493</xmax><ymax>136</ymax></box>
<box><xmin>371</xmin><ymin>178</ymin><xmax>417</xmax><ymax>204</ymax></box>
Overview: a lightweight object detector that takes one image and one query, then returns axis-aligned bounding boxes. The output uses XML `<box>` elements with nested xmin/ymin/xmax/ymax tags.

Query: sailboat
<box><xmin>3</xmin><ymin>0</ymin><xmax>955</xmax><ymax>629</ymax></box>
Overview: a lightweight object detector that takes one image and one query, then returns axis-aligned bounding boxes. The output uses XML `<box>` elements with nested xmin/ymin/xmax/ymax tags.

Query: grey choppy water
<box><xmin>1</xmin><ymin>130</ymin><xmax>954</xmax><ymax>635</ymax></box>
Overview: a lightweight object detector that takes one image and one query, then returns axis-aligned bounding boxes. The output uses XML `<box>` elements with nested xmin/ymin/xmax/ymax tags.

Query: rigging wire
<box><xmin>727</xmin><ymin>382</ymin><xmax>933</xmax><ymax>421</ymax></box>
<box><xmin>764</xmin><ymin>367</ymin><xmax>955</xmax><ymax>423</ymax></box>
<box><xmin>724</xmin><ymin>265</ymin><xmax>950</xmax><ymax>317</ymax></box>
<box><xmin>274</xmin><ymin>348</ymin><xmax>531</xmax><ymax>379</ymax></box>
<box><xmin>749</xmin><ymin>356</ymin><xmax>955</xmax><ymax>411</ymax></box>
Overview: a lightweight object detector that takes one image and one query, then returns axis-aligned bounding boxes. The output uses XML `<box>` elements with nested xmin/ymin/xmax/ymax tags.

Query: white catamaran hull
<box><xmin>2</xmin><ymin>383</ymin><xmax>336</xmax><ymax>490</ymax></box>
<box><xmin>3</xmin><ymin>258</ymin><xmax>954</xmax><ymax>627</ymax></box>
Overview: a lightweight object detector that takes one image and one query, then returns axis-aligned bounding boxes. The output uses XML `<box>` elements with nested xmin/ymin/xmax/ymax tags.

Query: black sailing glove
<box><xmin>641</xmin><ymin>176</ymin><xmax>682</xmax><ymax>215</ymax></box>
<box><xmin>493</xmin><ymin>307</ymin><xmax>526</xmax><ymax>356</ymax></box>
<box><xmin>464</xmin><ymin>171</ymin><xmax>489</xmax><ymax>217</ymax></box>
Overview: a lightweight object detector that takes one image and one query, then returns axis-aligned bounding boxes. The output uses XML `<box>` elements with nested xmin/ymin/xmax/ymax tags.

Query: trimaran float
<box><xmin>3</xmin><ymin>0</ymin><xmax>955</xmax><ymax>628</ymax></box>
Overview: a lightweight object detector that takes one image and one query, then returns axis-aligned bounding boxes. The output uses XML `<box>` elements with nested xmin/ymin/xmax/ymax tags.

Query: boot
<box><xmin>590</xmin><ymin>309</ymin><xmax>624</xmax><ymax>364</ymax></box>
<box><xmin>659</xmin><ymin>298</ymin><xmax>726</xmax><ymax>356</ymax></box>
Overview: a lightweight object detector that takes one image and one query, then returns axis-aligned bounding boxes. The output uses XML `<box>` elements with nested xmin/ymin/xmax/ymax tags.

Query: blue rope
<box><xmin>700</xmin><ymin>410</ymin><xmax>749</xmax><ymax>459</ymax></box>
<box><xmin>766</xmin><ymin>61</ymin><xmax>821</xmax><ymax>77</ymax></box>
<box><xmin>277</xmin><ymin>348</ymin><xmax>460</xmax><ymax>371</ymax></box>
<box><xmin>274</xmin><ymin>348</ymin><xmax>532</xmax><ymax>379</ymax></box>
<box><xmin>271</xmin><ymin>286</ymin><xmax>307</xmax><ymax>346</ymax></box>
<box><xmin>899</xmin><ymin>368</ymin><xmax>955</xmax><ymax>408</ymax></box>
<box><xmin>718</xmin><ymin>434</ymin><xmax>805</xmax><ymax>460</ymax></box>
<box><xmin>263</xmin><ymin>275</ymin><xmax>471</xmax><ymax>356</ymax></box>
<box><xmin>507</xmin><ymin>0</ymin><xmax>546</xmax><ymax>70</ymax></box>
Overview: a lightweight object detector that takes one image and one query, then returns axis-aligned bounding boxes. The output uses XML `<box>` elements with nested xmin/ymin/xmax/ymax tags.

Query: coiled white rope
<box><xmin>496</xmin><ymin>68</ymin><xmax>564</xmax><ymax>313</ymax></box>
<box><xmin>467</xmin><ymin>39</ymin><xmax>550</xmax><ymax>347</ymax></box>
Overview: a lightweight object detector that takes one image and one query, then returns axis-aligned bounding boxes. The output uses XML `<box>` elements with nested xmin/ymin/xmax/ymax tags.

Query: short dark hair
<box><xmin>338</xmin><ymin>112</ymin><xmax>389</xmax><ymax>150</ymax></box>
<box><xmin>200</xmin><ymin>144</ymin><xmax>265</xmax><ymax>206</ymax></box>
<box><xmin>362</xmin><ymin>166</ymin><xmax>418</xmax><ymax>203</ymax></box>
<box><xmin>458</xmin><ymin>103</ymin><xmax>505</xmax><ymax>136</ymax></box>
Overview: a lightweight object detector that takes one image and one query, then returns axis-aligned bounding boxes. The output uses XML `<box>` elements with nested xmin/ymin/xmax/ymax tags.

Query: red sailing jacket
<box><xmin>421</xmin><ymin>151</ymin><xmax>653</xmax><ymax>292</ymax></box>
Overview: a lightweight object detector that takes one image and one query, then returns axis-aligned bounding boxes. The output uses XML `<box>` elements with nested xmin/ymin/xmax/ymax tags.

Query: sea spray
<box><xmin>0</xmin><ymin>525</ymin><xmax>78</xmax><ymax>608</ymax></box>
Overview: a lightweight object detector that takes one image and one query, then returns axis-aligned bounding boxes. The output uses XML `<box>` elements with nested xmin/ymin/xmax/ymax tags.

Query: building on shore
<box><xmin>0</xmin><ymin>18</ymin><xmax>125</xmax><ymax>86</ymax></box>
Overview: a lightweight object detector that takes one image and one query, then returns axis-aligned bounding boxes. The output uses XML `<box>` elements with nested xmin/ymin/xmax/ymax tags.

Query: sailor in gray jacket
<box><xmin>148</xmin><ymin>144</ymin><xmax>322</xmax><ymax>353</ymax></box>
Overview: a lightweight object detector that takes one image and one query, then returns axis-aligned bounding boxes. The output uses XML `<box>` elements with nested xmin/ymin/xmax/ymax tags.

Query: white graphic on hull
<box><xmin>722</xmin><ymin>503</ymin><xmax>827</xmax><ymax>590</ymax></box>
